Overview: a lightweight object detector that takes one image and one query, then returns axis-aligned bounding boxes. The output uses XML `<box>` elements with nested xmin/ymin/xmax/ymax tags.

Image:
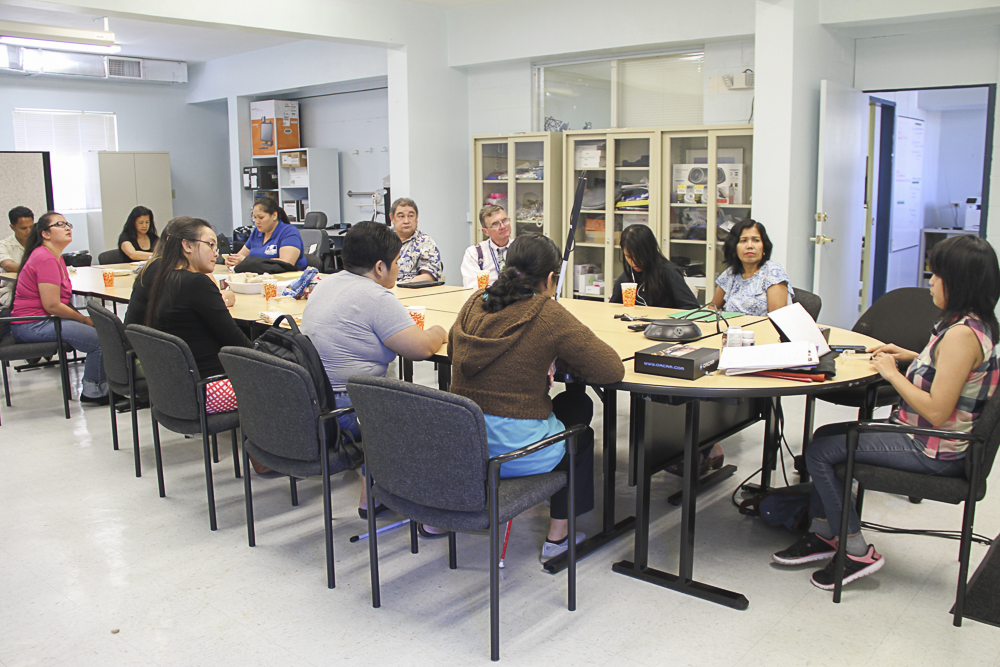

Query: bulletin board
<box><xmin>0</xmin><ymin>152</ymin><xmax>53</xmax><ymax>241</ymax></box>
<box><xmin>891</xmin><ymin>117</ymin><xmax>924</xmax><ymax>252</ymax></box>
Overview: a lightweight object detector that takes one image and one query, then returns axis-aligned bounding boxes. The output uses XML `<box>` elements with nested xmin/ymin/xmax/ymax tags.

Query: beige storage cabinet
<box><xmin>85</xmin><ymin>151</ymin><xmax>173</xmax><ymax>257</ymax></box>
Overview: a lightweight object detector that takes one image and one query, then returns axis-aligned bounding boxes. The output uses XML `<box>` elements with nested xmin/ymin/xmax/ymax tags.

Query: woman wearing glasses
<box><xmin>10</xmin><ymin>212</ymin><xmax>109</xmax><ymax>404</ymax></box>
<box><xmin>460</xmin><ymin>204</ymin><xmax>512</xmax><ymax>288</ymax></box>
<box><xmin>142</xmin><ymin>217</ymin><xmax>255</xmax><ymax>429</ymax></box>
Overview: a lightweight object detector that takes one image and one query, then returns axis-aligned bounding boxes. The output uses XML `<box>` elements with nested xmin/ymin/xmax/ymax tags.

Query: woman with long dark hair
<box><xmin>610</xmin><ymin>224</ymin><xmax>698</xmax><ymax>309</ymax></box>
<box><xmin>224</xmin><ymin>197</ymin><xmax>306</xmax><ymax>270</ymax></box>
<box><xmin>143</xmin><ymin>217</ymin><xmax>252</xmax><ymax>412</ymax></box>
<box><xmin>448</xmin><ymin>233</ymin><xmax>625</xmax><ymax>557</ymax></box>
<box><xmin>10</xmin><ymin>212</ymin><xmax>108</xmax><ymax>404</ymax></box>
<box><xmin>773</xmin><ymin>234</ymin><xmax>1000</xmax><ymax>590</ymax></box>
<box><xmin>710</xmin><ymin>218</ymin><xmax>793</xmax><ymax>315</ymax></box>
<box><xmin>119</xmin><ymin>205</ymin><xmax>159</xmax><ymax>261</ymax></box>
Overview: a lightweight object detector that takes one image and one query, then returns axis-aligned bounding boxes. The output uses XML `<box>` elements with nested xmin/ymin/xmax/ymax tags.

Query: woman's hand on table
<box><xmin>221</xmin><ymin>288</ymin><xmax>235</xmax><ymax>308</ymax></box>
<box><xmin>224</xmin><ymin>253</ymin><xmax>241</xmax><ymax>268</ymax></box>
<box><xmin>867</xmin><ymin>342</ymin><xmax>917</xmax><ymax>363</ymax></box>
<box><xmin>870</xmin><ymin>351</ymin><xmax>902</xmax><ymax>380</ymax></box>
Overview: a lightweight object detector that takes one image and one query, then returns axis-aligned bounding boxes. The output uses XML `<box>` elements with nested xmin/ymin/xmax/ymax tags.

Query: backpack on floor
<box><xmin>739</xmin><ymin>483</ymin><xmax>812</xmax><ymax>533</ymax></box>
<box><xmin>252</xmin><ymin>315</ymin><xmax>363</xmax><ymax>470</ymax></box>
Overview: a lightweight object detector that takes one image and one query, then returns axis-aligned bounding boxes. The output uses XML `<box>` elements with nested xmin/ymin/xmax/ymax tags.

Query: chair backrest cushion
<box><xmin>303</xmin><ymin>211</ymin><xmax>327</xmax><ymax>229</ymax></box>
<box><xmin>300</xmin><ymin>229</ymin><xmax>331</xmax><ymax>258</ymax></box>
<box><xmin>87</xmin><ymin>299</ymin><xmax>132</xmax><ymax>386</ymax></box>
<box><xmin>219</xmin><ymin>347</ymin><xmax>324</xmax><ymax>462</ymax></box>
<box><xmin>970</xmin><ymin>389</ymin><xmax>1000</xmax><ymax>483</ymax></box>
<box><xmin>790</xmin><ymin>286</ymin><xmax>822</xmax><ymax>321</ymax></box>
<box><xmin>125</xmin><ymin>324</ymin><xmax>201</xmax><ymax>421</ymax></box>
<box><xmin>98</xmin><ymin>249</ymin><xmax>126</xmax><ymax>265</ymax></box>
<box><xmin>347</xmin><ymin>375</ymin><xmax>490</xmax><ymax>512</ymax></box>
<box><xmin>855</xmin><ymin>287</ymin><xmax>941</xmax><ymax>354</ymax></box>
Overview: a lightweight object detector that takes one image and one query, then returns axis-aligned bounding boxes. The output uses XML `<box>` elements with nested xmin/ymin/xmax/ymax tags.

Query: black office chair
<box><xmin>791</xmin><ymin>286</ymin><xmax>822</xmax><ymax>321</ymax></box>
<box><xmin>98</xmin><ymin>249</ymin><xmax>127</xmax><ymax>265</ymax></box>
<box><xmin>300</xmin><ymin>228</ymin><xmax>334</xmax><ymax>273</ymax></box>
<box><xmin>0</xmin><ymin>314</ymin><xmax>73</xmax><ymax>424</ymax></box>
<box><xmin>831</xmin><ymin>391</ymin><xmax>1000</xmax><ymax>624</ymax></box>
<box><xmin>88</xmin><ymin>300</ymin><xmax>148</xmax><ymax>476</ymax></box>
<box><xmin>125</xmin><ymin>325</ymin><xmax>241</xmax><ymax>531</ymax></box>
<box><xmin>801</xmin><ymin>288</ymin><xmax>942</xmax><ymax>470</ymax></box>
<box><xmin>346</xmin><ymin>375</ymin><xmax>583</xmax><ymax>662</ymax></box>
<box><xmin>219</xmin><ymin>347</ymin><xmax>360</xmax><ymax>589</ymax></box>
<box><xmin>302</xmin><ymin>211</ymin><xmax>328</xmax><ymax>229</ymax></box>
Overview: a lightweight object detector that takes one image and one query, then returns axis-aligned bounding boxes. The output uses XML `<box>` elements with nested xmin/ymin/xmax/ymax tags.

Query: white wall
<box><xmin>466</xmin><ymin>62</ymin><xmax>533</xmax><ymax>136</ymax></box>
<box><xmin>753</xmin><ymin>0</ymin><xmax>855</xmax><ymax>292</ymax></box>
<box><xmin>298</xmin><ymin>88</ymin><xmax>390</xmax><ymax>224</ymax></box>
<box><xmin>0</xmin><ymin>75</ymin><xmax>230</xmax><ymax>251</ymax></box>
<box><xmin>935</xmin><ymin>109</ymin><xmax>989</xmax><ymax>222</ymax></box>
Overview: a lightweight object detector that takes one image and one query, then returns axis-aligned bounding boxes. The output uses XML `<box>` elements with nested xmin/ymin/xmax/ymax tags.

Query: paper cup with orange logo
<box><xmin>476</xmin><ymin>270</ymin><xmax>490</xmax><ymax>289</ymax></box>
<box><xmin>621</xmin><ymin>282</ymin><xmax>638</xmax><ymax>308</ymax></box>
<box><xmin>102</xmin><ymin>269</ymin><xmax>115</xmax><ymax>288</ymax></box>
<box><xmin>406</xmin><ymin>305</ymin><xmax>426</xmax><ymax>330</ymax></box>
<box><xmin>262</xmin><ymin>278</ymin><xmax>278</xmax><ymax>301</ymax></box>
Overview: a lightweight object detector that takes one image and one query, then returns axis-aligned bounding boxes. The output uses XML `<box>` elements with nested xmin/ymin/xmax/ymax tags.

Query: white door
<box><xmin>813</xmin><ymin>80</ymin><xmax>870</xmax><ymax>329</ymax></box>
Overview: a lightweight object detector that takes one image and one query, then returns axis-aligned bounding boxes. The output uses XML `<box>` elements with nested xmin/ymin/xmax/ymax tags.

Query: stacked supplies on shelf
<box><xmin>615</xmin><ymin>182</ymin><xmax>649</xmax><ymax>211</ymax></box>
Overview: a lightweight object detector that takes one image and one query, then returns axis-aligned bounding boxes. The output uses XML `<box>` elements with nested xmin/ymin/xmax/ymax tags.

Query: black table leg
<box><xmin>613</xmin><ymin>397</ymin><xmax>750</xmax><ymax>610</ymax></box>
<box><xmin>437</xmin><ymin>359</ymin><xmax>451</xmax><ymax>392</ymax></box>
<box><xmin>542</xmin><ymin>387</ymin><xmax>635</xmax><ymax>574</ymax></box>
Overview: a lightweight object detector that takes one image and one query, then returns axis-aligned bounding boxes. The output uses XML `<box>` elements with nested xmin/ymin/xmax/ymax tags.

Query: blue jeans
<box><xmin>807</xmin><ymin>421</ymin><xmax>965</xmax><ymax>535</ymax></box>
<box><xmin>11</xmin><ymin>318</ymin><xmax>108</xmax><ymax>398</ymax></box>
<box><xmin>333</xmin><ymin>391</ymin><xmax>362</xmax><ymax>441</ymax></box>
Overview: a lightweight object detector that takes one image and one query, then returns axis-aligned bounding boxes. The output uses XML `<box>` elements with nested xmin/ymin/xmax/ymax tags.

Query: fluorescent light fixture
<box><xmin>0</xmin><ymin>36</ymin><xmax>120</xmax><ymax>55</ymax></box>
<box><xmin>0</xmin><ymin>19</ymin><xmax>118</xmax><ymax>54</ymax></box>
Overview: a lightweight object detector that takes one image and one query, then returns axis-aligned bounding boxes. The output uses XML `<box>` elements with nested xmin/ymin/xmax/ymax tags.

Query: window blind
<box><xmin>617</xmin><ymin>53</ymin><xmax>704</xmax><ymax>128</ymax></box>
<box><xmin>12</xmin><ymin>109</ymin><xmax>118</xmax><ymax>211</ymax></box>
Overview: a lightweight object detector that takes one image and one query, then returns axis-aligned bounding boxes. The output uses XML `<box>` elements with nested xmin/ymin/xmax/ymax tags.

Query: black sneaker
<box><xmin>772</xmin><ymin>533</ymin><xmax>838</xmax><ymax>565</ymax></box>
<box><xmin>80</xmin><ymin>393</ymin><xmax>110</xmax><ymax>406</ymax></box>
<box><xmin>810</xmin><ymin>545</ymin><xmax>885</xmax><ymax>590</ymax></box>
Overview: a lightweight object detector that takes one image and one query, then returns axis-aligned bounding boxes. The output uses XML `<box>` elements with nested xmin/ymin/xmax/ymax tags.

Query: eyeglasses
<box><xmin>486</xmin><ymin>217</ymin><xmax>511</xmax><ymax>230</ymax></box>
<box><xmin>47</xmin><ymin>221</ymin><xmax>73</xmax><ymax>230</ymax></box>
<box><xmin>192</xmin><ymin>239</ymin><xmax>218</xmax><ymax>252</ymax></box>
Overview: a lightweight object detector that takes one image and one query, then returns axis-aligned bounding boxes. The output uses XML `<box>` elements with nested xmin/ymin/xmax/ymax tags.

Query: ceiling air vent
<box><xmin>108</xmin><ymin>57</ymin><xmax>141</xmax><ymax>79</ymax></box>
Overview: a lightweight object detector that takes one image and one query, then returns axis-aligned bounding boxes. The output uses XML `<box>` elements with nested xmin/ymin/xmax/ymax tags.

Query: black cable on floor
<box><xmin>860</xmin><ymin>521</ymin><xmax>993</xmax><ymax>547</ymax></box>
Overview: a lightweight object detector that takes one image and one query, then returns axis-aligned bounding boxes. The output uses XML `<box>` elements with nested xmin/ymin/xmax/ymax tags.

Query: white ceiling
<box><xmin>0</xmin><ymin>2</ymin><xmax>301</xmax><ymax>63</ymax></box>
<box><xmin>0</xmin><ymin>0</ymin><xmax>502</xmax><ymax>63</ymax></box>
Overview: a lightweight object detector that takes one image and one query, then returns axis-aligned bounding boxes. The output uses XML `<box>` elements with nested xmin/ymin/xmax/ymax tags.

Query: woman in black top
<box><xmin>119</xmin><ymin>206</ymin><xmax>159</xmax><ymax>261</ymax></box>
<box><xmin>143</xmin><ymin>217</ymin><xmax>267</xmax><ymax>471</ymax></box>
<box><xmin>609</xmin><ymin>224</ymin><xmax>699</xmax><ymax>309</ymax></box>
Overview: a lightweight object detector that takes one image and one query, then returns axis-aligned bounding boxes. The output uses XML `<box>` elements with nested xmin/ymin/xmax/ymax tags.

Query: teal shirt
<box><xmin>484</xmin><ymin>412</ymin><xmax>567</xmax><ymax>478</ymax></box>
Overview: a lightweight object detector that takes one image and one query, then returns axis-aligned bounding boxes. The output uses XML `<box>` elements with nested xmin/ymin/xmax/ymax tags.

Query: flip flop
<box><xmin>417</xmin><ymin>524</ymin><xmax>449</xmax><ymax>538</ymax></box>
<box><xmin>358</xmin><ymin>503</ymin><xmax>391</xmax><ymax>520</ymax></box>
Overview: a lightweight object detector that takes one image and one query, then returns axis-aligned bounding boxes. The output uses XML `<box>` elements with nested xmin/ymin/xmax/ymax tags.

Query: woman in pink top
<box><xmin>10</xmin><ymin>212</ymin><xmax>108</xmax><ymax>404</ymax></box>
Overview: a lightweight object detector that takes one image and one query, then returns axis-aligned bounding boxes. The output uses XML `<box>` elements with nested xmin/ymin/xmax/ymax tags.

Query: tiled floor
<box><xmin>2</xmin><ymin>360</ymin><xmax>1000</xmax><ymax>666</ymax></box>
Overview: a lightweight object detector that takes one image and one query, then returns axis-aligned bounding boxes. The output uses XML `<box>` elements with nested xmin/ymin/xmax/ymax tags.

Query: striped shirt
<box><xmin>892</xmin><ymin>315</ymin><xmax>999</xmax><ymax>459</ymax></box>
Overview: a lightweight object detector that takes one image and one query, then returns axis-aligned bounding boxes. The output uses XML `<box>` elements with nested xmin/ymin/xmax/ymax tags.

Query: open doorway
<box><xmin>862</xmin><ymin>85</ymin><xmax>995</xmax><ymax>308</ymax></box>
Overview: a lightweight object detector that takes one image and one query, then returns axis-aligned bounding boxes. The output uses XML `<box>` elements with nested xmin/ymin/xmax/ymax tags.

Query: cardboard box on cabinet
<box><xmin>251</xmin><ymin>100</ymin><xmax>300</xmax><ymax>156</ymax></box>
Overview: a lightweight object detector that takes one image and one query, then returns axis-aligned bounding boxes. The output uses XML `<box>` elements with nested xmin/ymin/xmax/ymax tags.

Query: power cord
<box><xmin>861</xmin><ymin>521</ymin><xmax>992</xmax><ymax>547</ymax></box>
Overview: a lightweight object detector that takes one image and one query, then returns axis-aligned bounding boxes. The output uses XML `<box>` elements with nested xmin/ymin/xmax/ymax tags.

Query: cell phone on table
<box><xmin>830</xmin><ymin>344</ymin><xmax>867</xmax><ymax>353</ymax></box>
<box><xmin>628</xmin><ymin>323</ymin><xmax>649</xmax><ymax>332</ymax></box>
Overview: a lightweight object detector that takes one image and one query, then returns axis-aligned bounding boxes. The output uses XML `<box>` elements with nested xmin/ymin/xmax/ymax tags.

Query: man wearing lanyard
<box><xmin>460</xmin><ymin>204</ymin><xmax>511</xmax><ymax>288</ymax></box>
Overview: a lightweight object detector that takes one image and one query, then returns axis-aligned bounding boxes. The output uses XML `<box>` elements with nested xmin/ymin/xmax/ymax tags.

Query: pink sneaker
<box><xmin>810</xmin><ymin>545</ymin><xmax>884</xmax><ymax>590</ymax></box>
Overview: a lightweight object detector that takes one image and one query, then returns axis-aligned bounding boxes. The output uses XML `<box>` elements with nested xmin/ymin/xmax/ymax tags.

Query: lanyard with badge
<box><xmin>488</xmin><ymin>243</ymin><xmax>504</xmax><ymax>274</ymax></box>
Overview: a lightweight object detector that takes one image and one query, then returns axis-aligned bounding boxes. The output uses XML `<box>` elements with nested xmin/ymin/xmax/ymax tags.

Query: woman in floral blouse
<box><xmin>710</xmin><ymin>218</ymin><xmax>793</xmax><ymax>316</ymax></box>
<box><xmin>390</xmin><ymin>197</ymin><xmax>443</xmax><ymax>283</ymax></box>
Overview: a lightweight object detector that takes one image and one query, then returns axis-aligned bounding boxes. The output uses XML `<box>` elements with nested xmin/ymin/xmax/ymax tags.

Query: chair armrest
<box><xmin>196</xmin><ymin>374</ymin><xmax>228</xmax><ymax>389</ymax></box>
<box><xmin>0</xmin><ymin>314</ymin><xmax>58</xmax><ymax>324</ymax></box>
<box><xmin>846</xmin><ymin>420</ymin><xmax>978</xmax><ymax>447</ymax></box>
<box><xmin>318</xmin><ymin>405</ymin><xmax>356</xmax><ymax>424</ymax></box>
<box><xmin>488</xmin><ymin>423</ymin><xmax>587</xmax><ymax>466</ymax></box>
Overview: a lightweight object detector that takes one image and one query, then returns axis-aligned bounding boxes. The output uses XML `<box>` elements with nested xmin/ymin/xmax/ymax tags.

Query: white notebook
<box><xmin>719</xmin><ymin>341</ymin><xmax>820</xmax><ymax>376</ymax></box>
<box><xmin>768</xmin><ymin>302</ymin><xmax>831</xmax><ymax>356</ymax></box>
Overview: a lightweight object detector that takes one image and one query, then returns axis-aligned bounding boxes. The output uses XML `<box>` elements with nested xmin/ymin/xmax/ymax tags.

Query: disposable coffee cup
<box><xmin>476</xmin><ymin>270</ymin><xmax>490</xmax><ymax>289</ymax></box>
<box><xmin>262</xmin><ymin>278</ymin><xmax>278</xmax><ymax>301</ymax></box>
<box><xmin>621</xmin><ymin>282</ymin><xmax>638</xmax><ymax>308</ymax></box>
<box><xmin>406</xmin><ymin>305</ymin><xmax>426</xmax><ymax>330</ymax></box>
<box><xmin>102</xmin><ymin>268</ymin><xmax>115</xmax><ymax>288</ymax></box>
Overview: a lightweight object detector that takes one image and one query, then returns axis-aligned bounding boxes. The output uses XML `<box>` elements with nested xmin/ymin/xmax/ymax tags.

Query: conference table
<box><xmin>5</xmin><ymin>265</ymin><xmax>882</xmax><ymax>609</ymax></box>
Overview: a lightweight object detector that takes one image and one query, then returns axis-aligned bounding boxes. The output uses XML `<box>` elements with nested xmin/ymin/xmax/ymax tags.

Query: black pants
<box><xmin>548</xmin><ymin>385</ymin><xmax>595</xmax><ymax>521</ymax></box>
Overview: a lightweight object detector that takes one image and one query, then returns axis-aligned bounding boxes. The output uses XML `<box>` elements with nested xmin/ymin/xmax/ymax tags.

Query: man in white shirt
<box><xmin>0</xmin><ymin>206</ymin><xmax>34</xmax><ymax>309</ymax></box>
<box><xmin>460</xmin><ymin>204</ymin><xmax>512</xmax><ymax>288</ymax></box>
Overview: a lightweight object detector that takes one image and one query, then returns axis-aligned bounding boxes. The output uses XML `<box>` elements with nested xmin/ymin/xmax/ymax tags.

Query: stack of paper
<box><xmin>719</xmin><ymin>341</ymin><xmax>820</xmax><ymax>376</ymax></box>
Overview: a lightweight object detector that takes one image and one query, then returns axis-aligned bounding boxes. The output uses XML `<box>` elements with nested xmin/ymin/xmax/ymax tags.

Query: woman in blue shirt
<box><xmin>710</xmin><ymin>218</ymin><xmax>793</xmax><ymax>317</ymax></box>
<box><xmin>225</xmin><ymin>197</ymin><xmax>307</xmax><ymax>270</ymax></box>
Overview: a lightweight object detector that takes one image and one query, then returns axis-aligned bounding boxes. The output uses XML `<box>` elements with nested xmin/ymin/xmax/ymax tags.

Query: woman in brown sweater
<box><xmin>449</xmin><ymin>233</ymin><xmax>625</xmax><ymax>560</ymax></box>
